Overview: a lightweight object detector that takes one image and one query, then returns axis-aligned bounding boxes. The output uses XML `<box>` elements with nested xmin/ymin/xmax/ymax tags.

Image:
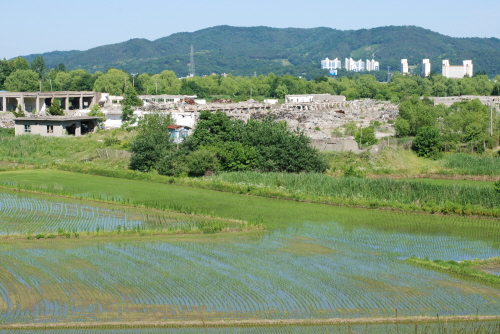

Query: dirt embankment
<box><xmin>3</xmin><ymin>315</ymin><xmax>500</xmax><ymax>330</ymax></box>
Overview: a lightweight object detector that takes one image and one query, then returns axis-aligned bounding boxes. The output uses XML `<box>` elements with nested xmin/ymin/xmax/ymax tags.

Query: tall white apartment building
<box><xmin>422</xmin><ymin>59</ymin><xmax>431</xmax><ymax>76</ymax></box>
<box><xmin>321</xmin><ymin>57</ymin><xmax>342</xmax><ymax>70</ymax></box>
<box><xmin>345</xmin><ymin>58</ymin><xmax>365</xmax><ymax>72</ymax></box>
<box><xmin>442</xmin><ymin>60</ymin><xmax>473</xmax><ymax>78</ymax></box>
<box><xmin>321</xmin><ymin>57</ymin><xmax>342</xmax><ymax>75</ymax></box>
<box><xmin>366</xmin><ymin>59</ymin><xmax>380</xmax><ymax>71</ymax></box>
<box><xmin>401</xmin><ymin>59</ymin><xmax>409</xmax><ymax>74</ymax></box>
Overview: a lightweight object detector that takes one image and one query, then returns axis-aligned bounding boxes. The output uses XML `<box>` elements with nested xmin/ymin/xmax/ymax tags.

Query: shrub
<box><xmin>494</xmin><ymin>181</ymin><xmax>500</xmax><ymax>194</ymax></box>
<box><xmin>47</xmin><ymin>99</ymin><xmax>64</xmax><ymax>116</ymax></box>
<box><xmin>413</xmin><ymin>126</ymin><xmax>441</xmax><ymax>158</ymax></box>
<box><xmin>343</xmin><ymin>166</ymin><xmax>365</xmax><ymax>178</ymax></box>
<box><xmin>185</xmin><ymin>149</ymin><xmax>220</xmax><ymax>176</ymax></box>
<box><xmin>354</xmin><ymin>126</ymin><xmax>378</xmax><ymax>147</ymax></box>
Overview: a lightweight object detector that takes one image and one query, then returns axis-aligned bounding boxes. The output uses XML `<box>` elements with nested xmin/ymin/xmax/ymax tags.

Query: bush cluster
<box><xmin>129</xmin><ymin>111</ymin><xmax>327</xmax><ymax>176</ymax></box>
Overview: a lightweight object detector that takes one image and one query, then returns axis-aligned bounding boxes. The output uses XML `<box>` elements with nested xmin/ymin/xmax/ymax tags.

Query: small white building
<box><xmin>167</xmin><ymin>125</ymin><xmax>190</xmax><ymax>144</ymax></box>
<box><xmin>170</xmin><ymin>112</ymin><xmax>196</xmax><ymax>129</ymax></box>
<box><xmin>401</xmin><ymin>59</ymin><xmax>409</xmax><ymax>74</ymax></box>
<box><xmin>285</xmin><ymin>95</ymin><xmax>315</xmax><ymax>103</ymax></box>
<box><xmin>14</xmin><ymin>116</ymin><xmax>98</xmax><ymax>136</ymax></box>
<box><xmin>442</xmin><ymin>60</ymin><xmax>473</xmax><ymax>78</ymax></box>
<box><xmin>422</xmin><ymin>59</ymin><xmax>431</xmax><ymax>77</ymax></box>
<box><xmin>264</xmin><ymin>99</ymin><xmax>279</xmax><ymax>105</ymax></box>
<box><xmin>285</xmin><ymin>94</ymin><xmax>346</xmax><ymax>103</ymax></box>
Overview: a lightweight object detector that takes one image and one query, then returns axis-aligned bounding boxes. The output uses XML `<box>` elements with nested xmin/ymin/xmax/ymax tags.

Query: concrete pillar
<box><xmin>36</xmin><ymin>97</ymin><xmax>41</xmax><ymax>113</ymax></box>
<box><xmin>2</xmin><ymin>96</ymin><xmax>5</xmax><ymax>112</ymax></box>
<box><xmin>79</xmin><ymin>96</ymin><xmax>83</xmax><ymax>110</ymax></box>
<box><xmin>65</xmin><ymin>96</ymin><xmax>69</xmax><ymax>112</ymax></box>
<box><xmin>20</xmin><ymin>94</ymin><xmax>25</xmax><ymax>112</ymax></box>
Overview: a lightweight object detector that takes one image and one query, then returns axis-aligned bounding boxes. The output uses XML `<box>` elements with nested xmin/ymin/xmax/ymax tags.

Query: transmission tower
<box><xmin>189</xmin><ymin>45</ymin><xmax>195</xmax><ymax>77</ymax></box>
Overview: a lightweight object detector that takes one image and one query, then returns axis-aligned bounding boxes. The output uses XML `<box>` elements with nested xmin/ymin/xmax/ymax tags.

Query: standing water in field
<box><xmin>0</xmin><ymin>192</ymin><xmax>144</xmax><ymax>234</ymax></box>
<box><xmin>1</xmin><ymin>202</ymin><xmax>500</xmax><ymax>325</ymax></box>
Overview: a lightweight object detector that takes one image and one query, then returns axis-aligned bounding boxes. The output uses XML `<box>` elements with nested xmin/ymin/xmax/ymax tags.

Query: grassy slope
<box><xmin>0</xmin><ymin>130</ymin><xmax>132</xmax><ymax>168</ymax></box>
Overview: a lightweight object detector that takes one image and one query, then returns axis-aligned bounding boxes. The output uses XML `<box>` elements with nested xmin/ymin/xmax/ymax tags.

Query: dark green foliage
<box><xmin>494</xmin><ymin>181</ymin><xmax>500</xmax><ymax>194</ymax></box>
<box><xmin>129</xmin><ymin>113</ymin><xmax>175</xmax><ymax>172</ymax></box>
<box><xmin>343</xmin><ymin>166</ymin><xmax>365</xmax><ymax>178</ymax></box>
<box><xmin>187</xmin><ymin>111</ymin><xmax>327</xmax><ymax>172</ymax></box>
<box><xmin>0</xmin><ymin>128</ymin><xmax>14</xmax><ymax>137</ymax></box>
<box><xmin>184</xmin><ymin>149</ymin><xmax>220</xmax><ymax>176</ymax></box>
<box><xmin>47</xmin><ymin>99</ymin><xmax>64</xmax><ymax>116</ymax></box>
<box><xmin>120</xmin><ymin>105</ymin><xmax>134</xmax><ymax>122</ymax></box>
<box><xmin>397</xmin><ymin>97</ymin><xmax>440</xmax><ymax>136</ymax></box>
<box><xmin>11</xmin><ymin>104</ymin><xmax>25</xmax><ymax>117</ymax></box>
<box><xmin>30</xmin><ymin>56</ymin><xmax>47</xmax><ymax>80</ymax></box>
<box><xmin>413</xmin><ymin>126</ymin><xmax>441</xmax><ymax>158</ymax></box>
<box><xmin>354</xmin><ymin>126</ymin><xmax>378</xmax><ymax>147</ymax></box>
<box><xmin>122</xmin><ymin>85</ymin><xmax>142</xmax><ymax>107</ymax></box>
<box><xmin>4</xmin><ymin>69</ymin><xmax>39</xmax><ymax>92</ymax></box>
<box><xmin>155</xmin><ymin>111</ymin><xmax>327</xmax><ymax>175</ymax></box>
<box><xmin>204</xmin><ymin>141</ymin><xmax>258</xmax><ymax>171</ymax></box>
<box><xmin>88</xmin><ymin>104</ymin><xmax>105</xmax><ymax>125</ymax></box>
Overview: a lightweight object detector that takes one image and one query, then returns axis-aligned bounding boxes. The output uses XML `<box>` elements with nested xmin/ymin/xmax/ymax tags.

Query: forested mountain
<box><xmin>21</xmin><ymin>25</ymin><xmax>500</xmax><ymax>79</ymax></box>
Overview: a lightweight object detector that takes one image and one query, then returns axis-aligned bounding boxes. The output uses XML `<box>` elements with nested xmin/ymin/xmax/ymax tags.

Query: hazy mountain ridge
<box><xmin>20</xmin><ymin>25</ymin><xmax>500</xmax><ymax>78</ymax></box>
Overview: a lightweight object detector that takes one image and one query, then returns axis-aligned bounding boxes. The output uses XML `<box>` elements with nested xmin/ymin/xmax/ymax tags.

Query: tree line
<box><xmin>1</xmin><ymin>56</ymin><xmax>500</xmax><ymax>103</ymax></box>
<box><xmin>396</xmin><ymin>97</ymin><xmax>500</xmax><ymax>157</ymax></box>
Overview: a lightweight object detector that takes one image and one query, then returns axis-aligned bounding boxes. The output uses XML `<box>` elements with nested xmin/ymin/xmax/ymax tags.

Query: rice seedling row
<box><xmin>1</xmin><ymin>171</ymin><xmax>500</xmax><ymax>328</ymax></box>
<box><xmin>0</xmin><ymin>191</ymin><xmax>243</xmax><ymax>236</ymax></box>
<box><xmin>1</xmin><ymin>217</ymin><xmax>500</xmax><ymax>324</ymax></box>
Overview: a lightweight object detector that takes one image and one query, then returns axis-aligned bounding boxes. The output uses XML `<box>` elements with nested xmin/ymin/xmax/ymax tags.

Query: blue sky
<box><xmin>2</xmin><ymin>0</ymin><xmax>499</xmax><ymax>60</ymax></box>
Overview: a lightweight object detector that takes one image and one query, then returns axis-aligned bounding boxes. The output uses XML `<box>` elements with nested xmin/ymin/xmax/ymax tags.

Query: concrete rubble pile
<box><xmin>211</xmin><ymin>98</ymin><xmax>233</xmax><ymax>103</ymax></box>
<box><xmin>182</xmin><ymin>98</ymin><xmax>197</xmax><ymax>105</ymax></box>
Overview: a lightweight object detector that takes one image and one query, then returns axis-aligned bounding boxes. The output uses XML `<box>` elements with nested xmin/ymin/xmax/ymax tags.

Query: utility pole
<box><xmin>155</xmin><ymin>78</ymin><xmax>158</xmax><ymax>95</ymax></box>
<box><xmin>490</xmin><ymin>103</ymin><xmax>494</xmax><ymax>136</ymax></box>
<box><xmin>387</xmin><ymin>66</ymin><xmax>391</xmax><ymax>83</ymax></box>
<box><xmin>131</xmin><ymin>73</ymin><xmax>137</xmax><ymax>87</ymax></box>
<box><xmin>39</xmin><ymin>80</ymin><xmax>42</xmax><ymax>92</ymax></box>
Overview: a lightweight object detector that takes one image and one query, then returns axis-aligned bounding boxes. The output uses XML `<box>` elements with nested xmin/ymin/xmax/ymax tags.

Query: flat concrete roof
<box><xmin>14</xmin><ymin>116</ymin><xmax>99</xmax><ymax>121</ymax></box>
<box><xmin>0</xmin><ymin>91</ymin><xmax>97</xmax><ymax>97</ymax></box>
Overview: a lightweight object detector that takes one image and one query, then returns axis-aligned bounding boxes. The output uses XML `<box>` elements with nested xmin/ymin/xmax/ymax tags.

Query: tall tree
<box><xmin>4</xmin><ymin>70</ymin><xmax>39</xmax><ymax>92</ymax></box>
<box><xmin>30</xmin><ymin>56</ymin><xmax>48</xmax><ymax>80</ymax></box>
<box><xmin>93</xmin><ymin>69</ymin><xmax>130</xmax><ymax>95</ymax></box>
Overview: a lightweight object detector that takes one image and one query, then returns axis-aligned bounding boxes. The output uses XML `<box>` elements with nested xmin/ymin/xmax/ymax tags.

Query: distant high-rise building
<box><xmin>366</xmin><ymin>59</ymin><xmax>379</xmax><ymax>71</ymax></box>
<box><xmin>442</xmin><ymin>60</ymin><xmax>473</xmax><ymax>78</ymax></box>
<box><xmin>345</xmin><ymin>58</ymin><xmax>365</xmax><ymax>72</ymax></box>
<box><xmin>401</xmin><ymin>59</ymin><xmax>409</xmax><ymax>74</ymax></box>
<box><xmin>422</xmin><ymin>59</ymin><xmax>431</xmax><ymax>77</ymax></box>
<box><xmin>321</xmin><ymin>57</ymin><xmax>341</xmax><ymax>75</ymax></box>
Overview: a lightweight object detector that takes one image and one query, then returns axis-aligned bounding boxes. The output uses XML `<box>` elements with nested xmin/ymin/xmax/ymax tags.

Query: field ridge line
<box><xmin>2</xmin><ymin>315</ymin><xmax>500</xmax><ymax>329</ymax></box>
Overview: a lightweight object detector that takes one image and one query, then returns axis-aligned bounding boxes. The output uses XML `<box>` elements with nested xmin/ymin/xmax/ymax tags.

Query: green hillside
<box><xmin>21</xmin><ymin>25</ymin><xmax>500</xmax><ymax>78</ymax></box>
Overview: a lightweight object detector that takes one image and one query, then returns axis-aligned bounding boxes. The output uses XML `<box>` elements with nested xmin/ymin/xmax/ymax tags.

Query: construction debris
<box><xmin>182</xmin><ymin>98</ymin><xmax>197</xmax><ymax>105</ymax></box>
<box><xmin>211</xmin><ymin>98</ymin><xmax>233</xmax><ymax>103</ymax></box>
